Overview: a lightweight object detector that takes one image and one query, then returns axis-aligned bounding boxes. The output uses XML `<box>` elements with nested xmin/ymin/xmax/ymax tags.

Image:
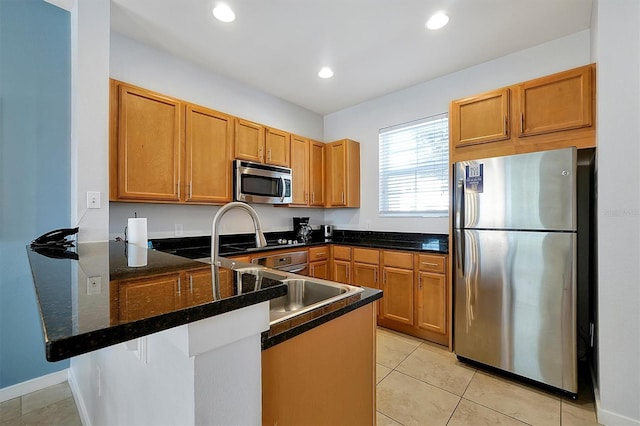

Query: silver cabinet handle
<box><xmin>374</xmin><ymin>269</ymin><xmax>378</xmax><ymax>283</ymax></box>
<box><xmin>520</xmin><ymin>112</ymin><xmax>524</xmax><ymax>134</ymax></box>
<box><xmin>418</xmin><ymin>274</ymin><xmax>422</xmax><ymax>289</ymax></box>
<box><xmin>421</xmin><ymin>262</ymin><xmax>439</xmax><ymax>267</ymax></box>
<box><xmin>177</xmin><ymin>277</ymin><xmax>182</xmax><ymax>294</ymax></box>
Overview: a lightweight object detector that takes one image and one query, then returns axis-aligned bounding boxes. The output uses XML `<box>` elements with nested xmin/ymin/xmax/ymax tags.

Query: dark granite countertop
<box><xmin>150</xmin><ymin>229</ymin><xmax>448</xmax><ymax>259</ymax></box>
<box><xmin>27</xmin><ymin>241</ymin><xmax>287</xmax><ymax>362</ymax></box>
<box><xmin>27</xmin><ymin>240</ymin><xmax>383</xmax><ymax>360</ymax></box>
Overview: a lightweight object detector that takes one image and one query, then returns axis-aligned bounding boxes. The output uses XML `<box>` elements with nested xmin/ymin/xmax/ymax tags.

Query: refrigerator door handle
<box><xmin>454</xmin><ymin>179</ymin><xmax>464</xmax><ymax>275</ymax></box>
<box><xmin>454</xmin><ymin>178</ymin><xmax>465</xmax><ymax>229</ymax></box>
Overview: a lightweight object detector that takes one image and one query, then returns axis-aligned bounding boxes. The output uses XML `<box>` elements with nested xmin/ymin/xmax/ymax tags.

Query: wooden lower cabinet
<box><xmin>380</xmin><ymin>266</ymin><xmax>414</xmax><ymax>325</ymax></box>
<box><xmin>332</xmin><ymin>260</ymin><xmax>351</xmax><ymax>284</ymax></box>
<box><xmin>416</xmin><ymin>271</ymin><xmax>447</xmax><ymax>334</ymax></box>
<box><xmin>309</xmin><ymin>260</ymin><xmax>328</xmax><ymax>279</ymax></box>
<box><xmin>262</xmin><ymin>303</ymin><xmax>376</xmax><ymax>426</ymax></box>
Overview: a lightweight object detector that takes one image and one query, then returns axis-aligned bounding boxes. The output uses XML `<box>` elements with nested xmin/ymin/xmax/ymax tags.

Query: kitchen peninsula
<box><xmin>27</xmin><ymin>241</ymin><xmax>381</xmax><ymax>425</ymax></box>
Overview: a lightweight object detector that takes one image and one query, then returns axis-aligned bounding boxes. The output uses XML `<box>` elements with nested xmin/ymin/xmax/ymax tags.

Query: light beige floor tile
<box><xmin>377</xmin><ymin>327</ymin><xmax>424</xmax><ymax>346</ymax></box>
<box><xmin>21</xmin><ymin>382</ymin><xmax>72</xmax><ymax>415</ymax></box>
<box><xmin>377</xmin><ymin>371</ymin><xmax>459</xmax><ymax>426</ymax></box>
<box><xmin>377</xmin><ymin>363</ymin><xmax>392</xmax><ymax>384</ymax></box>
<box><xmin>376</xmin><ymin>329</ymin><xmax>421</xmax><ymax>369</ymax></box>
<box><xmin>377</xmin><ymin>410</ymin><xmax>403</xmax><ymax>426</ymax></box>
<box><xmin>396</xmin><ymin>343</ymin><xmax>476</xmax><ymax>396</ymax></box>
<box><xmin>0</xmin><ymin>397</ymin><xmax>21</xmax><ymax>423</ymax></box>
<box><xmin>463</xmin><ymin>371</ymin><xmax>561</xmax><ymax>425</ymax></box>
<box><xmin>18</xmin><ymin>397</ymin><xmax>81</xmax><ymax>426</ymax></box>
<box><xmin>448</xmin><ymin>398</ymin><xmax>528</xmax><ymax>426</ymax></box>
<box><xmin>561</xmin><ymin>398</ymin><xmax>600</xmax><ymax>426</ymax></box>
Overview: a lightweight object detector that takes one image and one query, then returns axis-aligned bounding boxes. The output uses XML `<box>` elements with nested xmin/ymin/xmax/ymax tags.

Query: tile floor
<box><xmin>376</xmin><ymin>327</ymin><xmax>600</xmax><ymax>426</ymax></box>
<box><xmin>0</xmin><ymin>327</ymin><xmax>600</xmax><ymax>425</ymax></box>
<box><xmin>0</xmin><ymin>382</ymin><xmax>81</xmax><ymax>426</ymax></box>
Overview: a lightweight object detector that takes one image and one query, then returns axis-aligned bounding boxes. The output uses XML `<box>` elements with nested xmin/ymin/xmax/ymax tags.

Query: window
<box><xmin>379</xmin><ymin>113</ymin><xmax>449</xmax><ymax>217</ymax></box>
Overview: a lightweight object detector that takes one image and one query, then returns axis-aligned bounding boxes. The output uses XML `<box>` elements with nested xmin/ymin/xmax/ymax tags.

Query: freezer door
<box><xmin>454</xmin><ymin>147</ymin><xmax>576</xmax><ymax>231</ymax></box>
<box><xmin>453</xmin><ymin>229</ymin><xmax>577</xmax><ymax>393</ymax></box>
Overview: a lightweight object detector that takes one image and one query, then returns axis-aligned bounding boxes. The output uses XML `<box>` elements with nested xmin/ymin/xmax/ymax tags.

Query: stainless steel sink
<box><xmin>269</xmin><ymin>278</ymin><xmax>363</xmax><ymax>324</ymax></box>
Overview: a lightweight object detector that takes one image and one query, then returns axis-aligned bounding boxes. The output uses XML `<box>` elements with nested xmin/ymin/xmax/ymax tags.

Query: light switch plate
<box><xmin>87</xmin><ymin>191</ymin><xmax>101</xmax><ymax>209</ymax></box>
<box><xmin>87</xmin><ymin>276</ymin><xmax>101</xmax><ymax>295</ymax></box>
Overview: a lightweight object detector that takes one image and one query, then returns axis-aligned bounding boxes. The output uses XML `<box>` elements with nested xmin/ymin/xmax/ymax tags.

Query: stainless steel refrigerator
<box><xmin>453</xmin><ymin>147</ymin><xmax>579</xmax><ymax>394</ymax></box>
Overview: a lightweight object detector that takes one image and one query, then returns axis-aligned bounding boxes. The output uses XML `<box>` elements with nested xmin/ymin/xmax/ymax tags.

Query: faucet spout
<box><xmin>211</xmin><ymin>202</ymin><xmax>266</xmax><ymax>266</ymax></box>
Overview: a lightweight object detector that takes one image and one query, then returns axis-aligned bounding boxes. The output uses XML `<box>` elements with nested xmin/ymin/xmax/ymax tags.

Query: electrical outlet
<box><xmin>87</xmin><ymin>191</ymin><xmax>101</xmax><ymax>209</ymax></box>
<box><xmin>174</xmin><ymin>223</ymin><xmax>184</xmax><ymax>236</ymax></box>
<box><xmin>87</xmin><ymin>276</ymin><xmax>101</xmax><ymax>295</ymax></box>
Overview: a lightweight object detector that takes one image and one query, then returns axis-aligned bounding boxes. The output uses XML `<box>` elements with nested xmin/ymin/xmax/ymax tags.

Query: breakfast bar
<box><xmin>27</xmin><ymin>240</ymin><xmax>381</xmax><ymax>425</ymax></box>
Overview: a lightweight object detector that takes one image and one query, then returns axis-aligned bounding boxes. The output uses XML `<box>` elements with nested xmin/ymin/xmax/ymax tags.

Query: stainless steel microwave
<box><xmin>233</xmin><ymin>159</ymin><xmax>293</xmax><ymax>204</ymax></box>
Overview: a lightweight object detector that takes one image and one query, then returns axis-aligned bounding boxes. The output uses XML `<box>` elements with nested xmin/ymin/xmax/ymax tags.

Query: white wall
<box><xmin>323</xmin><ymin>31</ymin><xmax>591</xmax><ymax>234</ymax></box>
<box><xmin>108</xmin><ymin>32</ymin><xmax>326</xmax><ymax>239</ymax></box>
<box><xmin>70</xmin><ymin>0</ymin><xmax>110</xmax><ymax>243</ymax></box>
<box><xmin>592</xmin><ymin>1</ymin><xmax>640</xmax><ymax>424</ymax></box>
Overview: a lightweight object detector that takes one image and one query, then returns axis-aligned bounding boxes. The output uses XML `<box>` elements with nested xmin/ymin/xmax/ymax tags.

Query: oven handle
<box><xmin>280</xmin><ymin>265</ymin><xmax>307</xmax><ymax>274</ymax></box>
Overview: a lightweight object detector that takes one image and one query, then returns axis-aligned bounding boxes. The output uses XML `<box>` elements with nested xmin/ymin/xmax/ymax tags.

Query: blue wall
<box><xmin>0</xmin><ymin>0</ymin><xmax>71</xmax><ymax>388</ymax></box>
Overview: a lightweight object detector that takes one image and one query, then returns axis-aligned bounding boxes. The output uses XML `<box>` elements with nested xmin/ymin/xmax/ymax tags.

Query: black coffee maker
<box><xmin>293</xmin><ymin>217</ymin><xmax>312</xmax><ymax>242</ymax></box>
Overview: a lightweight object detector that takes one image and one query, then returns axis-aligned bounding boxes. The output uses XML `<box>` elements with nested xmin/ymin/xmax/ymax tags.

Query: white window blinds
<box><xmin>379</xmin><ymin>113</ymin><xmax>449</xmax><ymax>217</ymax></box>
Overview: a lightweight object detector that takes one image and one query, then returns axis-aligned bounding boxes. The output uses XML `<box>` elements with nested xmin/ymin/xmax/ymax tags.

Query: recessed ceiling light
<box><xmin>318</xmin><ymin>67</ymin><xmax>334</xmax><ymax>79</ymax></box>
<box><xmin>213</xmin><ymin>3</ymin><xmax>235</xmax><ymax>23</ymax></box>
<box><xmin>426</xmin><ymin>11</ymin><xmax>449</xmax><ymax>30</ymax></box>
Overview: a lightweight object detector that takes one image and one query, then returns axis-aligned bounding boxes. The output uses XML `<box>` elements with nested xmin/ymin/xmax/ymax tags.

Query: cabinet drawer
<box><xmin>333</xmin><ymin>245</ymin><xmax>352</xmax><ymax>261</ymax></box>
<box><xmin>309</xmin><ymin>246</ymin><xmax>329</xmax><ymax>261</ymax></box>
<box><xmin>353</xmin><ymin>248</ymin><xmax>379</xmax><ymax>265</ymax></box>
<box><xmin>417</xmin><ymin>254</ymin><xmax>446</xmax><ymax>274</ymax></box>
<box><xmin>382</xmin><ymin>251</ymin><xmax>413</xmax><ymax>269</ymax></box>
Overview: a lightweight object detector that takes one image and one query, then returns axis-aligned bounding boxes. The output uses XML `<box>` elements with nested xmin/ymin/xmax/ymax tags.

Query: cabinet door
<box><xmin>416</xmin><ymin>271</ymin><xmax>446</xmax><ymax>334</ymax></box>
<box><xmin>326</xmin><ymin>140</ymin><xmax>347</xmax><ymax>206</ymax></box>
<box><xmin>235</xmin><ymin>119</ymin><xmax>264</xmax><ymax>163</ymax></box>
<box><xmin>332</xmin><ymin>259</ymin><xmax>351</xmax><ymax>284</ymax></box>
<box><xmin>353</xmin><ymin>263</ymin><xmax>379</xmax><ymax>289</ymax></box>
<box><xmin>309</xmin><ymin>141</ymin><xmax>325</xmax><ymax>206</ymax></box>
<box><xmin>450</xmin><ymin>88</ymin><xmax>510</xmax><ymax>148</ymax></box>
<box><xmin>116</xmin><ymin>84</ymin><xmax>182</xmax><ymax>201</ymax></box>
<box><xmin>184</xmin><ymin>104</ymin><xmax>233</xmax><ymax>203</ymax></box>
<box><xmin>184</xmin><ymin>268</ymin><xmax>214</xmax><ymax>307</ymax></box>
<box><xmin>265</xmin><ymin>128</ymin><xmax>290</xmax><ymax>167</ymax></box>
<box><xmin>290</xmin><ymin>135</ymin><xmax>309</xmax><ymax>205</ymax></box>
<box><xmin>309</xmin><ymin>260</ymin><xmax>329</xmax><ymax>279</ymax></box>
<box><xmin>516</xmin><ymin>65</ymin><xmax>593</xmax><ymax>137</ymax></box>
<box><xmin>381</xmin><ymin>267</ymin><xmax>414</xmax><ymax>326</ymax></box>
<box><xmin>115</xmin><ymin>273</ymin><xmax>183</xmax><ymax>323</ymax></box>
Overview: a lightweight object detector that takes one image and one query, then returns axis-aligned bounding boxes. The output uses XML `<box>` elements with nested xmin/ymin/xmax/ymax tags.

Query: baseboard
<box><xmin>0</xmin><ymin>370</ymin><xmax>69</xmax><ymax>403</ymax></box>
<box><xmin>67</xmin><ymin>367</ymin><xmax>91</xmax><ymax>426</ymax></box>
<box><xmin>591</xmin><ymin>364</ymin><xmax>640</xmax><ymax>425</ymax></box>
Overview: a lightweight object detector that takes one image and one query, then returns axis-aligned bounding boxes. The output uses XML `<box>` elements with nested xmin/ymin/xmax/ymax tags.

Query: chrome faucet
<box><xmin>211</xmin><ymin>202</ymin><xmax>267</xmax><ymax>266</ymax></box>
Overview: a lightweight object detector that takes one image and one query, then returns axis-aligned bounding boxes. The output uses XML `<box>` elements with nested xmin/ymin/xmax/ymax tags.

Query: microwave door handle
<box><xmin>280</xmin><ymin>176</ymin><xmax>286</xmax><ymax>201</ymax></box>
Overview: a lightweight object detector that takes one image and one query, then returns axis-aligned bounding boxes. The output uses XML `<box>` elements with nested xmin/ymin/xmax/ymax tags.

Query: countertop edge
<box><xmin>261</xmin><ymin>287</ymin><xmax>382</xmax><ymax>351</ymax></box>
<box><xmin>45</xmin><ymin>285</ymin><xmax>286</xmax><ymax>362</ymax></box>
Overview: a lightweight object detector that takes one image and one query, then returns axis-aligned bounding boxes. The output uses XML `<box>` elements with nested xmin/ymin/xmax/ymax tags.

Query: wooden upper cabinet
<box><xmin>234</xmin><ymin>118</ymin><xmax>265</xmax><ymax>163</ymax></box>
<box><xmin>309</xmin><ymin>141</ymin><xmax>325</xmax><ymax>206</ymax></box>
<box><xmin>449</xmin><ymin>64</ymin><xmax>596</xmax><ymax>163</ymax></box>
<box><xmin>290</xmin><ymin>135</ymin><xmax>309</xmax><ymax>205</ymax></box>
<box><xmin>325</xmin><ymin>139</ymin><xmax>360</xmax><ymax>208</ymax></box>
<box><xmin>184</xmin><ymin>104</ymin><xmax>233</xmax><ymax>204</ymax></box>
<box><xmin>112</xmin><ymin>82</ymin><xmax>182</xmax><ymax>201</ymax></box>
<box><xmin>516</xmin><ymin>65</ymin><xmax>593</xmax><ymax>137</ymax></box>
<box><xmin>265</xmin><ymin>128</ymin><xmax>290</xmax><ymax>167</ymax></box>
<box><xmin>450</xmin><ymin>88</ymin><xmax>510</xmax><ymax>148</ymax></box>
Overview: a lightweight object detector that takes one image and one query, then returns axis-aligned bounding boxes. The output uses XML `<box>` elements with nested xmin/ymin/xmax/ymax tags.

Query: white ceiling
<box><xmin>110</xmin><ymin>0</ymin><xmax>593</xmax><ymax>115</ymax></box>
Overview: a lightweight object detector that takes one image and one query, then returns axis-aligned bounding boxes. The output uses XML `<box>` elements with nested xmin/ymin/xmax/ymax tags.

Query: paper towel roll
<box><xmin>127</xmin><ymin>218</ymin><xmax>148</xmax><ymax>247</ymax></box>
<box><xmin>127</xmin><ymin>244</ymin><xmax>148</xmax><ymax>267</ymax></box>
